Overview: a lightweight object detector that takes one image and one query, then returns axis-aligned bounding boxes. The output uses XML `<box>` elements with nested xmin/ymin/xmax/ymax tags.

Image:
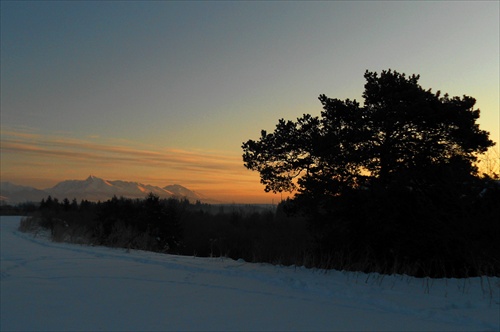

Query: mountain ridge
<box><xmin>0</xmin><ymin>175</ymin><xmax>217</xmax><ymax>204</ymax></box>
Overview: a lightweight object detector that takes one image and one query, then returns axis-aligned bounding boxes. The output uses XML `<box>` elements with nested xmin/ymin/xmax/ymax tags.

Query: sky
<box><xmin>1</xmin><ymin>1</ymin><xmax>499</xmax><ymax>203</ymax></box>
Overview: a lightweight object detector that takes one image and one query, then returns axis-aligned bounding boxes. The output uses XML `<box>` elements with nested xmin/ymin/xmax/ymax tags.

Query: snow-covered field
<box><xmin>1</xmin><ymin>216</ymin><xmax>499</xmax><ymax>331</ymax></box>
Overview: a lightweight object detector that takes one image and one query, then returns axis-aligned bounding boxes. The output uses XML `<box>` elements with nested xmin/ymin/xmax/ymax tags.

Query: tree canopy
<box><xmin>242</xmin><ymin>69</ymin><xmax>494</xmax><ymax>201</ymax></box>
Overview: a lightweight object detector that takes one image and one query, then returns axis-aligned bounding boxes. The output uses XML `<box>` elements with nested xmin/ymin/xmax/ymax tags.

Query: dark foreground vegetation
<box><xmin>15</xmin><ymin>195</ymin><xmax>312</xmax><ymax>267</ymax></box>
<box><xmin>13</xmin><ymin>178</ymin><xmax>500</xmax><ymax>279</ymax></box>
<box><xmin>11</xmin><ymin>69</ymin><xmax>500</xmax><ymax>278</ymax></box>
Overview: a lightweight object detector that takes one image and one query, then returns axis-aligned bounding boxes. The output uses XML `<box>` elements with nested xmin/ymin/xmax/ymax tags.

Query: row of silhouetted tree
<box><xmin>33</xmin><ymin>194</ymin><xmax>184</xmax><ymax>253</ymax></box>
<box><xmin>18</xmin><ymin>176</ymin><xmax>500</xmax><ymax>278</ymax></box>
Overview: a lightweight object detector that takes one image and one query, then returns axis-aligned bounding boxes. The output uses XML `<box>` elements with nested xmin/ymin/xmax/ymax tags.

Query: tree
<box><xmin>141</xmin><ymin>193</ymin><xmax>182</xmax><ymax>252</ymax></box>
<box><xmin>361</xmin><ymin>70</ymin><xmax>493</xmax><ymax>188</ymax></box>
<box><xmin>242</xmin><ymin>69</ymin><xmax>494</xmax><ymax>202</ymax></box>
<box><xmin>242</xmin><ymin>70</ymin><xmax>497</xmax><ymax>277</ymax></box>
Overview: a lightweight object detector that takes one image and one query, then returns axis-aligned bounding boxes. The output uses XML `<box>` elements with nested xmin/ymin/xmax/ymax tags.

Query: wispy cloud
<box><xmin>1</xmin><ymin>128</ymin><xmax>280</xmax><ymax>202</ymax></box>
<box><xmin>2</xmin><ymin>129</ymin><xmax>240</xmax><ymax>171</ymax></box>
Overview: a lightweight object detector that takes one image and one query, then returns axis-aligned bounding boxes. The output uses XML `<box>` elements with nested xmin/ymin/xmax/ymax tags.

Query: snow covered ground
<box><xmin>1</xmin><ymin>216</ymin><xmax>499</xmax><ymax>331</ymax></box>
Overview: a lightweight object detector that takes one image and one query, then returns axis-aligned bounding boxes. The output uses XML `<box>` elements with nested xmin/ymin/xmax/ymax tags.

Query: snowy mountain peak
<box><xmin>164</xmin><ymin>184</ymin><xmax>204</xmax><ymax>200</ymax></box>
<box><xmin>84</xmin><ymin>175</ymin><xmax>111</xmax><ymax>185</ymax></box>
<box><xmin>1</xmin><ymin>177</ymin><xmax>217</xmax><ymax>204</ymax></box>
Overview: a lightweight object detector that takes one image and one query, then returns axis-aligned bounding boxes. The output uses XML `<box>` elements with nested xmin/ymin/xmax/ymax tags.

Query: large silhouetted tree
<box><xmin>242</xmin><ymin>69</ymin><xmax>497</xmax><ymax>277</ymax></box>
<box><xmin>243</xmin><ymin>69</ymin><xmax>493</xmax><ymax>202</ymax></box>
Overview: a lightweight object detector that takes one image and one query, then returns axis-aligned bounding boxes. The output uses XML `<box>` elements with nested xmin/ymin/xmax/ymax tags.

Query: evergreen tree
<box><xmin>242</xmin><ymin>69</ymin><xmax>494</xmax><ymax>203</ymax></box>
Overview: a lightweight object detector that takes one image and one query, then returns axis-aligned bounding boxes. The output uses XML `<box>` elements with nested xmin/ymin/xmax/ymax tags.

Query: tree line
<box><xmin>19</xmin><ymin>194</ymin><xmax>310</xmax><ymax>268</ymax></box>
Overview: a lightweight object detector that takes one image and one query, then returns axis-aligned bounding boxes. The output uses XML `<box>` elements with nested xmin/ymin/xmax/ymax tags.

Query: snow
<box><xmin>49</xmin><ymin>176</ymin><xmax>171</xmax><ymax>199</ymax></box>
<box><xmin>1</xmin><ymin>176</ymin><xmax>212</xmax><ymax>204</ymax></box>
<box><xmin>1</xmin><ymin>216</ymin><xmax>499</xmax><ymax>331</ymax></box>
<box><xmin>164</xmin><ymin>184</ymin><xmax>204</xmax><ymax>200</ymax></box>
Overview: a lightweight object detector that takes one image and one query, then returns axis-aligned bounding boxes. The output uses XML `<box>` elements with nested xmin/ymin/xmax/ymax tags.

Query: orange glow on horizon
<box><xmin>2</xmin><ymin>127</ymin><xmax>496</xmax><ymax>204</ymax></box>
<box><xmin>0</xmin><ymin>129</ymin><xmax>289</xmax><ymax>204</ymax></box>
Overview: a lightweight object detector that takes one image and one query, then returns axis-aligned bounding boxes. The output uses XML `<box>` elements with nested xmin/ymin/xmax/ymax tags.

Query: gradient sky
<box><xmin>1</xmin><ymin>1</ymin><xmax>499</xmax><ymax>203</ymax></box>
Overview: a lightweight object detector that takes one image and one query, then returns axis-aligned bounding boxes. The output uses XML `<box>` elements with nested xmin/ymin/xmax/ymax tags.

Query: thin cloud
<box><xmin>1</xmin><ymin>131</ymin><xmax>242</xmax><ymax>172</ymax></box>
<box><xmin>1</xmin><ymin>129</ymin><xmax>279</xmax><ymax>202</ymax></box>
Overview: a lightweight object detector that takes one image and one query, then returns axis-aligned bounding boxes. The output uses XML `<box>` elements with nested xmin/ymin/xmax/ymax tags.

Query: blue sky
<box><xmin>1</xmin><ymin>1</ymin><xmax>499</xmax><ymax>203</ymax></box>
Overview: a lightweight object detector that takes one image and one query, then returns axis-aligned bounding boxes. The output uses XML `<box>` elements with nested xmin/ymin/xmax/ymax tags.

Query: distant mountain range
<box><xmin>0</xmin><ymin>175</ymin><xmax>217</xmax><ymax>204</ymax></box>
